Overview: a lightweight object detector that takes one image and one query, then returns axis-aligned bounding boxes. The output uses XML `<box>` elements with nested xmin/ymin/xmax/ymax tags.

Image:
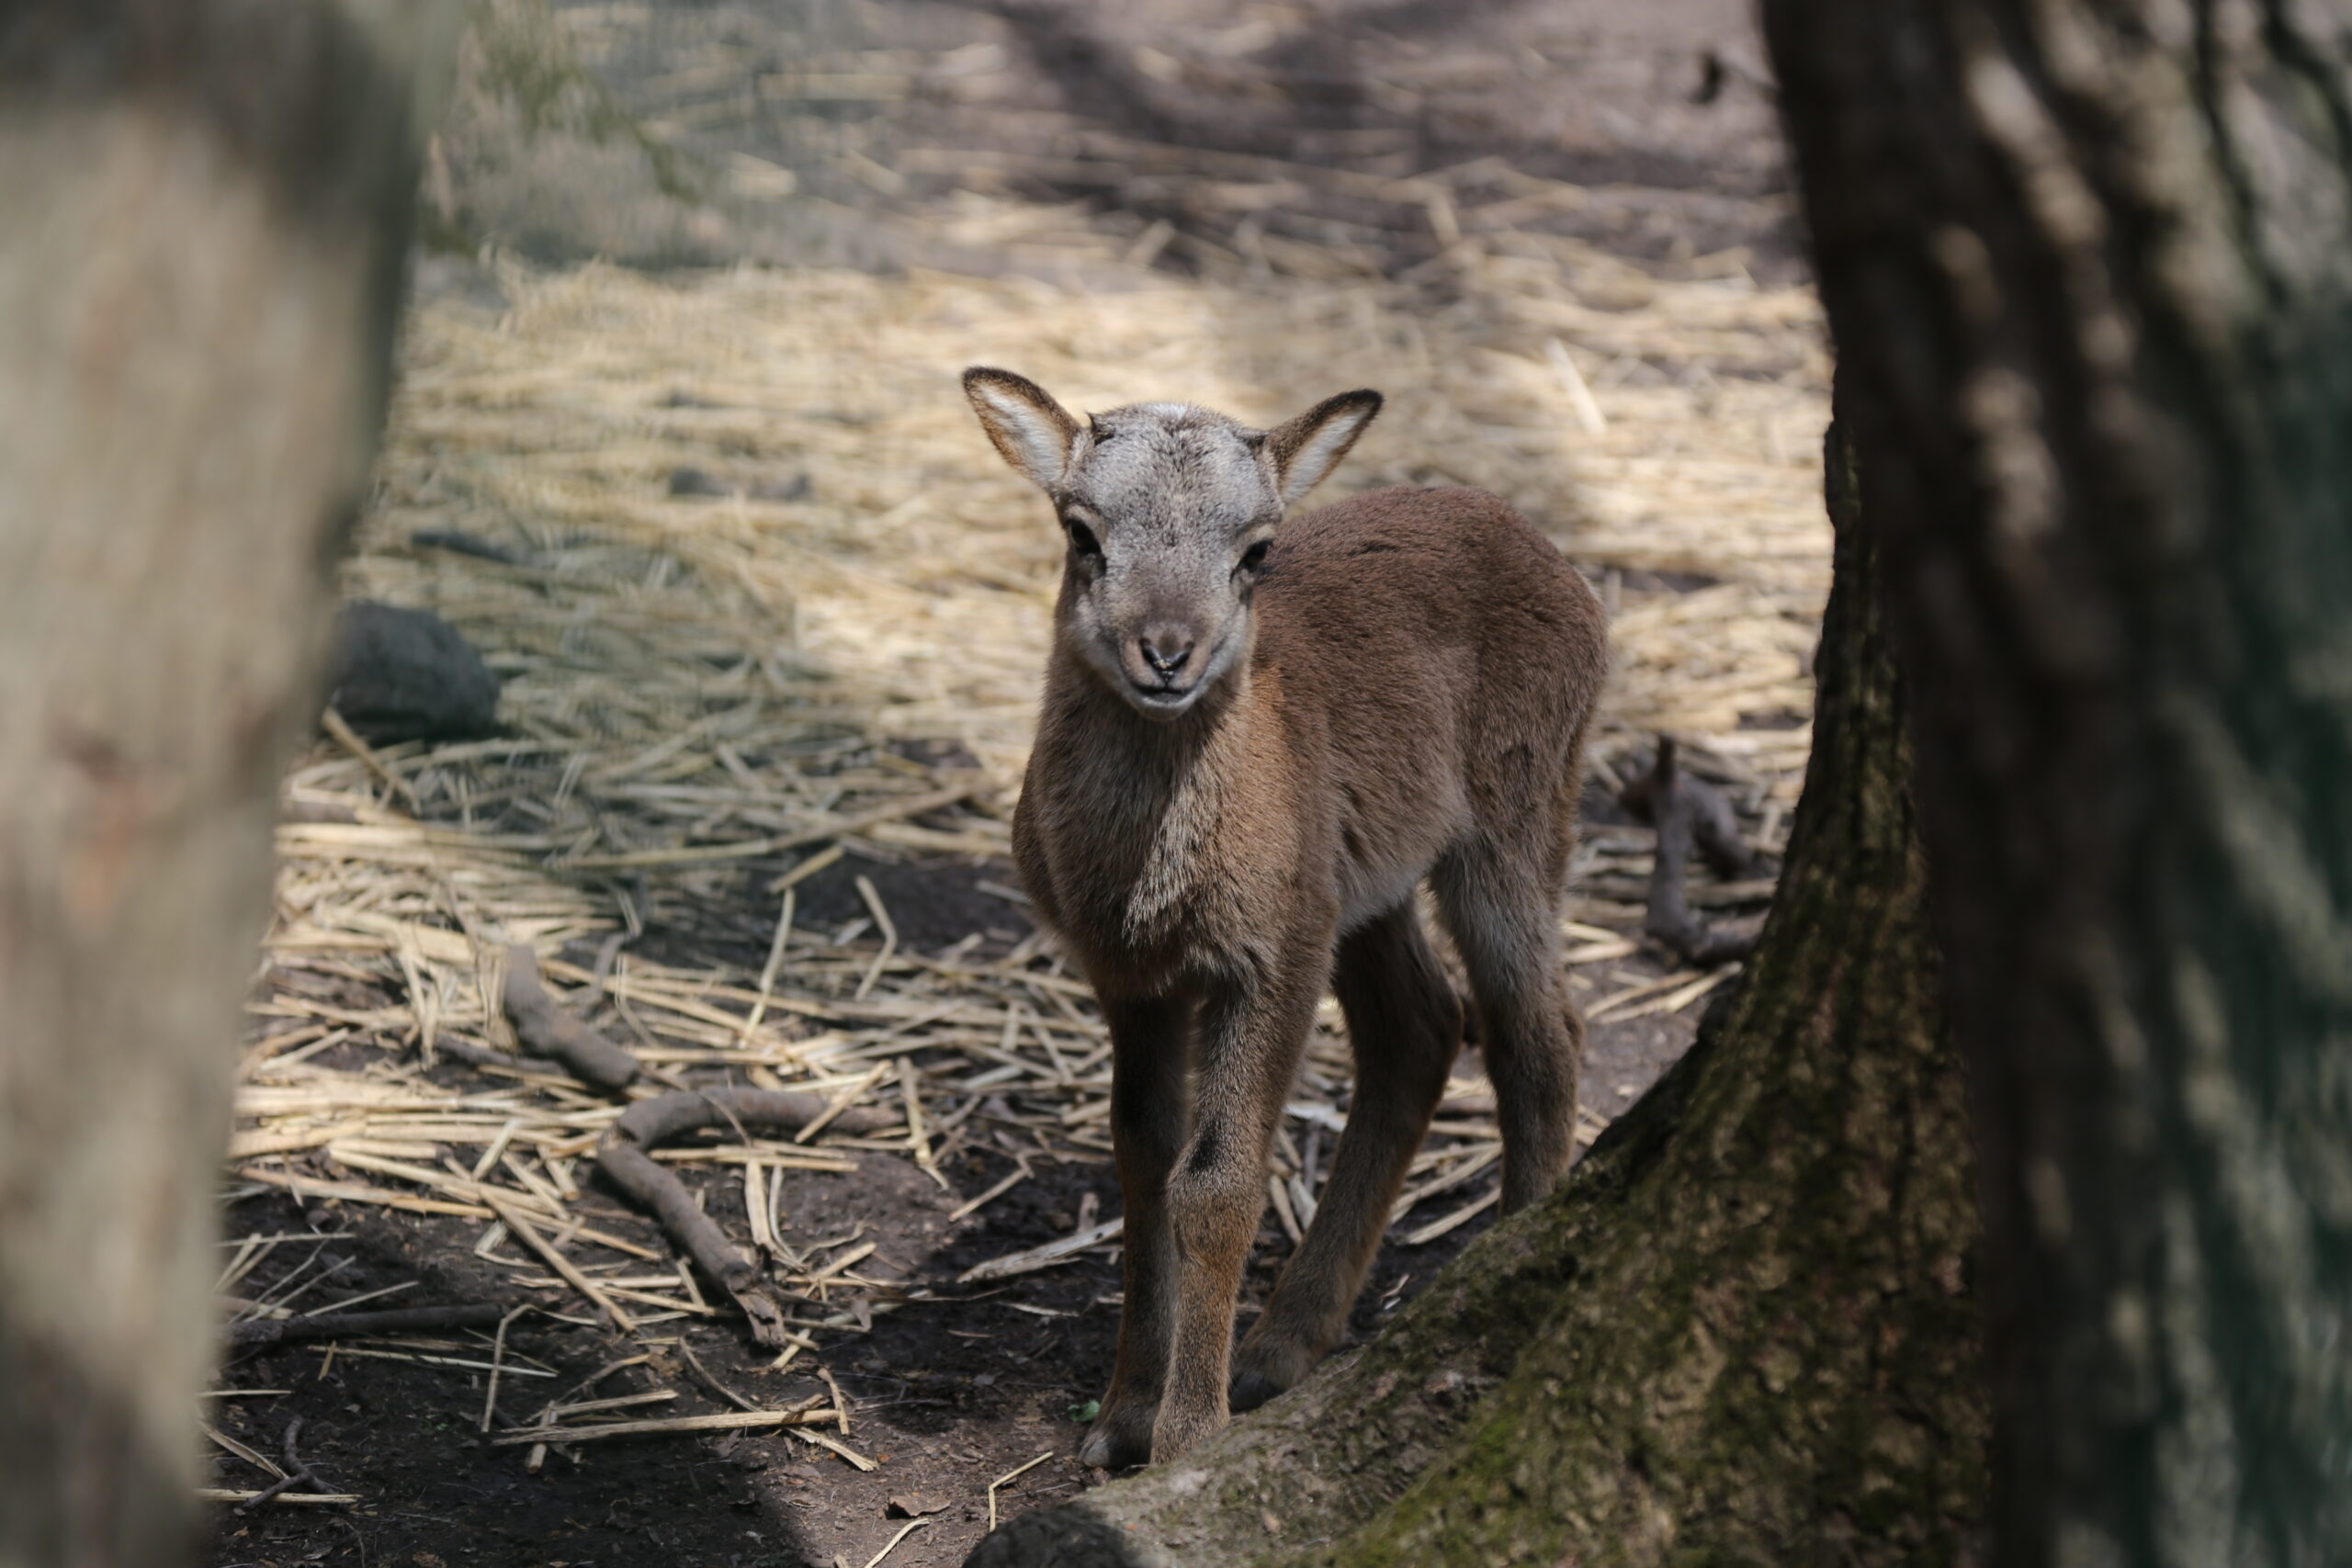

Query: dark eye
<box><xmin>1239</xmin><ymin>538</ymin><xmax>1271</xmax><ymax>572</ymax></box>
<box><xmin>1064</xmin><ymin>517</ymin><xmax>1101</xmax><ymax>558</ymax></box>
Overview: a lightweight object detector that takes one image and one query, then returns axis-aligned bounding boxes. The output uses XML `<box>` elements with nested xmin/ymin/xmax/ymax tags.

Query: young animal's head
<box><xmin>962</xmin><ymin>367</ymin><xmax>1382</xmax><ymax>720</ymax></box>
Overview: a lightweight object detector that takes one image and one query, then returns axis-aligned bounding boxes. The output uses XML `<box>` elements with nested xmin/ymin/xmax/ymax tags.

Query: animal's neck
<box><xmin>1041</xmin><ymin>640</ymin><xmax>1253</xmax><ymax>782</ymax></box>
<box><xmin>1037</xmin><ymin>641</ymin><xmax>1264</xmax><ymax>952</ymax></box>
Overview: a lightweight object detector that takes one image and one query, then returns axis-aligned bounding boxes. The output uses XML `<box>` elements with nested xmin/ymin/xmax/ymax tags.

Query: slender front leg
<box><xmin>1080</xmin><ymin>991</ymin><xmax>1193</xmax><ymax>1470</ymax></box>
<box><xmin>1152</xmin><ymin>953</ymin><xmax>1328</xmax><ymax>1462</ymax></box>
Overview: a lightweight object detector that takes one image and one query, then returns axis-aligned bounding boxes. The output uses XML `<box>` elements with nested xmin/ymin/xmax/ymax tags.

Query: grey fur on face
<box><xmin>962</xmin><ymin>369</ymin><xmax>1382</xmax><ymax>721</ymax></box>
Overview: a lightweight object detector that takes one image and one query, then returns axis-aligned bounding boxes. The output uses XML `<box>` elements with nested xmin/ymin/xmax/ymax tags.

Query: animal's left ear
<box><xmin>1261</xmin><ymin>389</ymin><xmax>1383</xmax><ymax>508</ymax></box>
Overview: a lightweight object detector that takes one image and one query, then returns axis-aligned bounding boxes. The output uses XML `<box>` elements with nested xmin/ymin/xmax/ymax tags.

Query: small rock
<box><xmin>325</xmin><ymin>601</ymin><xmax>501</xmax><ymax>743</ymax></box>
<box><xmin>973</xmin><ymin>1371</ymin><xmax>998</xmax><ymax>1388</ymax></box>
<box><xmin>887</xmin><ymin>1493</ymin><xmax>947</xmax><ymax>1518</ymax></box>
<box><xmin>667</xmin><ymin>466</ymin><xmax>733</xmax><ymax>498</ymax></box>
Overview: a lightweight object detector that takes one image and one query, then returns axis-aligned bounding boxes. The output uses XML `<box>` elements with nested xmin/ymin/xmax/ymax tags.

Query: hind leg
<box><xmin>1232</xmin><ymin>903</ymin><xmax>1458</xmax><ymax>1410</ymax></box>
<box><xmin>1433</xmin><ymin>842</ymin><xmax>1584</xmax><ymax>1213</ymax></box>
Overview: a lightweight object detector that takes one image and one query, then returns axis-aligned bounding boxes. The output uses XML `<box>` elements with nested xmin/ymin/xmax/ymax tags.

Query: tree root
<box><xmin>595</xmin><ymin>1089</ymin><xmax>891</xmax><ymax>1348</ymax></box>
<box><xmin>1621</xmin><ymin>735</ymin><xmax>1763</xmax><ymax>966</ymax></box>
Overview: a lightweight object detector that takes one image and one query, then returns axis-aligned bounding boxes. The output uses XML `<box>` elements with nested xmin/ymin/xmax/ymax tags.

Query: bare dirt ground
<box><xmin>207</xmin><ymin>5</ymin><xmax>1820</xmax><ymax>1567</ymax></box>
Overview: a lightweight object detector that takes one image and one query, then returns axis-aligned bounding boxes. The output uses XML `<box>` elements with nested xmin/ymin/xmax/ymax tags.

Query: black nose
<box><xmin>1138</xmin><ymin>635</ymin><xmax>1193</xmax><ymax>679</ymax></box>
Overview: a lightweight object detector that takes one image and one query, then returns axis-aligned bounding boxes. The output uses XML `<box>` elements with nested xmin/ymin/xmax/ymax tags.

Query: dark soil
<box><xmin>211</xmin><ymin>842</ymin><xmax>1707</xmax><ymax>1568</ymax></box>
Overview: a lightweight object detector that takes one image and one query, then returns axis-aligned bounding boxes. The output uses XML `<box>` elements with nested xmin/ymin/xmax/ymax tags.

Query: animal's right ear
<box><xmin>962</xmin><ymin>367</ymin><xmax>1080</xmax><ymax>491</ymax></box>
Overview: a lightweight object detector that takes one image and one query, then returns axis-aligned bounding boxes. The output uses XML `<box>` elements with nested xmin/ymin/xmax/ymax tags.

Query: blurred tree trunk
<box><xmin>0</xmin><ymin>5</ymin><xmax>451</xmax><ymax>1564</ymax></box>
<box><xmin>1760</xmin><ymin>4</ymin><xmax>2352</xmax><ymax>1563</ymax></box>
<box><xmin>967</xmin><ymin>414</ymin><xmax>1988</xmax><ymax>1567</ymax></box>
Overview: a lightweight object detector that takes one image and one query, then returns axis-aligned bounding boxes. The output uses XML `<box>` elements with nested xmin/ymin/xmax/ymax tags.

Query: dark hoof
<box><xmin>1078</xmin><ymin>1416</ymin><xmax>1153</xmax><ymax>1471</ymax></box>
<box><xmin>1228</xmin><ymin>1368</ymin><xmax>1286</xmax><ymax>1414</ymax></box>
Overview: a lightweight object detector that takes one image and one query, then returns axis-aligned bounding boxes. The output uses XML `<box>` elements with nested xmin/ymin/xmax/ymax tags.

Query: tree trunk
<box><xmin>967</xmin><ymin>417</ymin><xmax>1987</xmax><ymax>1567</ymax></box>
<box><xmin>1761</xmin><ymin>5</ymin><xmax>2352</xmax><ymax>1562</ymax></box>
<box><xmin>0</xmin><ymin>6</ymin><xmax>450</xmax><ymax>1564</ymax></box>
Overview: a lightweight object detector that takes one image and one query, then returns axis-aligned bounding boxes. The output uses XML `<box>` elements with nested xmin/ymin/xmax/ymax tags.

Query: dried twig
<box><xmin>488</xmin><ymin>1407</ymin><xmax>841</xmax><ymax>1445</ymax></box>
<box><xmin>596</xmin><ymin>1089</ymin><xmax>890</xmax><ymax>1347</ymax></box>
<box><xmin>481</xmin><ymin>1304</ymin><xmax>532</xmax><ymax>1432</ymax></box>
<box><xmin>676</xmin><ymin>1337</ymin><xmax>757</xmax><ymax>1412</ymax></box>
<box><xmin>947</xmin><ymin>1158</ymin><xmax>1032</xmax><ymax>1223</ymax></box>
<box><xmin>502</xmin><ymin>942</ymin><xmax>642</xmax><ymax>1091</ymax></box>
<box><xmin>485</xmin><ymin>1192</ymin><xmax>639</xmax><ymax>1333</ymax></box>
<box><xmin>235</xmin><ymin>1418</ymin><xmax>327</xmax><ymax>1514</ymax></box>
<box><xmin>862</xmin><ymin>1516</ymin><xmax>932</xmax><ymax>1568</ymax></box>
<box><xmin>989</xmin><ymin>1450</ymin><xmax>1056</xmax><ymax>1531</ymax></box>
<box><xmin>956</xmin><ymin>1217</ymin><xmax>1124</xmax><ymax>1285</ymax></box>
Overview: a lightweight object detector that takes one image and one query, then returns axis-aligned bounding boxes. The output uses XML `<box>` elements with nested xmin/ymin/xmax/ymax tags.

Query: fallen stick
<box><xmin>676</xmin><ymin>1337</ymin><xmax>759</xmax><ymax>1412</ymax></box>
<box><xmin>502</xmin><ymin>942</ymin><xmax>641</xmax><ymax>1091</ymax></box>
<box><xmin>794</xmin><ymin>1063</ymin><xmax>894</xmax><ymax>1145</ymax></box>
<box><xmin>481</xmin><ymin>1304</ymin><xmax>532</xmax><ymax>1433</ymax></box>
<box><xmin>946</xmin><ymin>1160</ymin><xmax>1032</xmax><ymax>1223</ymax></box>
<box><xmin>596</xmin><ymin>1089</ymin><xmax>892</xmax><ymax>1348</ymax></box>
<box><xmin>989</xmin><ymin>1450</ymin><xmax>1056</xmax><ymax>1531</ymax></box>
<box><xmin>956</xmin><ymin>1217</ymin><xmax>1125</xmax><ymax>1285</ymax></box>
<box><xmin>485</xmin><ymin>1192</ymin><xmax>639</xmax><ymax>1334</ymax></box>
<box><xmin>234</xmin><ymin>1166</ymin><xmax>493</xmax><ymax>1219</ymax></box>
<box><xmin>787</xmin><ymin>1425</ymin><xmax>879</xmax><ymax>1471</ymax></box>
<box><xmin>488</xmin><ymin>1407</ymin><xmax>842</xmax><ymax>1445</ymax></box>
<box><xmin>1620</xmin><ymin>736</ymin><xmax>1763</xmax><ymax>967</ymax></box>
<box><xmin>862</xmin><ymin>1516</ymin><xmax>932</xmax><ymax>1568</ymax></box>
<box><xmin>228</xmin><ymin>1302</ymin><xmax>512</xmax><ymax>1349</ymax></box>
<box><xmin>1620</xmin><ymin>735</ymin><xmax>1757</xmax><ymax>878</ymax></box>
<box><xmin>199</xmin><ymin>1489</ymin><xmax>356</xmax><ymax>1507</ymax></box>
<box><xmin>235</xmin><ymin>1417</ymin><xmax>327</xmax><ymax>1514</ymax></box>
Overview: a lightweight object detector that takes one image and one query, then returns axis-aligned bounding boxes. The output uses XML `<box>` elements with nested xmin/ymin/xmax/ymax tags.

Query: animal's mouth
<box><xmin>1125</xmin><ymin>678</ymin><xmax>1202</xmax><ymax>717</ymax></box>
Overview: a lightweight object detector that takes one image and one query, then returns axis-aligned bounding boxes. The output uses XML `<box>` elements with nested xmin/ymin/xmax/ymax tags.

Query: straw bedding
<box><xmin>222</xmin><ymin>229</ymin><xmax>1829</xmax><ymax>1441</ymax></box>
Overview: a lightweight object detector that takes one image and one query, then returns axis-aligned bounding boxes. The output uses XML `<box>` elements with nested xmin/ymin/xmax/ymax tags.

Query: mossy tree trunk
<box><xmin>1762</xmin><ymin>3</ymin><xmax>2352</xmax><ymax>1562</ymax></box>
<box><xmin>0</xmin><ymin>6</ymin><xmax>450</xmax><ymax>1564</ymax></box>
<box><xmin>967</xmin><ymin>414</ymin><xmax>1987</xmax><ymax>1567</ymax></box>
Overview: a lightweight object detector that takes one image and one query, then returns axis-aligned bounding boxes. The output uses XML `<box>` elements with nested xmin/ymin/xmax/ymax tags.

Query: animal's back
<box><xmin>1257</xmin><ymin>485</ymin><xmax>1607</xmax><ymax>807</ymax></box>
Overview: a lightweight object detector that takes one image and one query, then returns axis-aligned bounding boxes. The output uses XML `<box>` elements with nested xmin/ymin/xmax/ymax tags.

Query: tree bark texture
<box><xmin>967</xmin><ymin>424</ymin><xmax>1985</xmax><ymax>1568</ymax></box>
<box><xmin>1761</xmin><ymin>6</ymin><xmax>2352</xmax><ymax>1564</ymax></box>
<box><xmin>0</xmin><ymin>6</ymin><xmax>451</xmax><ymax>1565</ymax></box>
